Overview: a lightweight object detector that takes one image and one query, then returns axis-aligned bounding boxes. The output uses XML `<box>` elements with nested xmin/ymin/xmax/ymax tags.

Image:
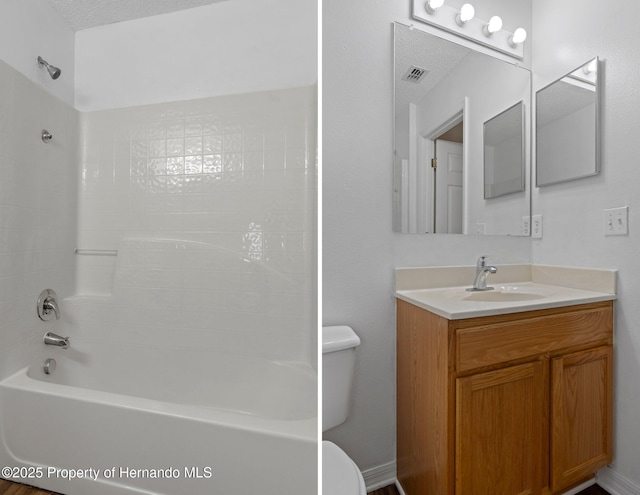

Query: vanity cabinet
<box><xmin>396</xmin><ymin>299</ymin><xmax>613</xmax><ymax>495</ymax></box>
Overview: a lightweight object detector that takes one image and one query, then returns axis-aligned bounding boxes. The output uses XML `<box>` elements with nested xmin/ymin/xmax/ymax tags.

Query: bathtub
<box><xmin>0</xmin><ymin>342</ymin><xmax>317</xmax><ymax>495</ymax></box>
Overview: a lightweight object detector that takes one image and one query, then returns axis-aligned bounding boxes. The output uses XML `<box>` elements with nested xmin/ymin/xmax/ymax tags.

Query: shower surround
<box><xmin>76</xmin><ymin>86</ymin><xmax>317</xmax><ymax>361</ymax></box>
<box><xmin>0</xmin><ymin>51</ymin><xmax>317</xmax><ymax>493</ymax></box>
<box><xmin>0</xmin><ymin>58</ymin><xmax>78</xmax><ymax>377</ymax></box>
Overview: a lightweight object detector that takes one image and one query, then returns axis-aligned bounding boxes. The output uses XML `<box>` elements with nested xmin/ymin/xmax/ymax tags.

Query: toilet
<box><xmin>322</xmin><ymin>325</ymin><xmax>366</xmax><ymax>495</ymax></box>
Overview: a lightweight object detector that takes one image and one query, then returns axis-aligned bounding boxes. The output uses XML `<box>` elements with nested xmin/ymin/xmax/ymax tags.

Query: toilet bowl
<box><xmin>322</xmin><ymin>325</ymin><xmax>366</xmax><ymax>495</ymax></box>
<box><xmin>323</xmin><ymin>440</ymin><xmax>366</xmax><ymax>495</ymax></box>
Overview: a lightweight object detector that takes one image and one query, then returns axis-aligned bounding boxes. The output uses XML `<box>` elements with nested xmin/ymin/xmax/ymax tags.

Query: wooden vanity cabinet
<box><xmin>456</xmin><ymin>360</ymin><xmax>546</xmax><ymax>495</ymax></box>
<box><xmin>396</xmin><ymin>299</ymin><xmax>613</xmax><ymax>495</ymax></box>
<box><xmin>550</xmin><ymin>346</ymin><xmax>613</xmax><ymax>490</ymax></box>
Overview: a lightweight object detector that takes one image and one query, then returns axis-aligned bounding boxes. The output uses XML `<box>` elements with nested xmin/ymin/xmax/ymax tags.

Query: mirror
<box><xmin>484</xmin><ymin>101</ymin><xmax>525</xmax><ymax>199</ymax></box>
<box><xmin>393</xmin><ymin>23</ymin><xmax>531</xmax><ymax>235</ymax></box>
<box><xmin>536</xmin><ymin>57</ymin><xmax>600</xmax><ymax>186</ymax></box>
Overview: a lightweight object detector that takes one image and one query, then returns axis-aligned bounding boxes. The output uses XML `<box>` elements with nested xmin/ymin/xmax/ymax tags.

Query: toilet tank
<box><xmin>322</xmin><ymin>325</ymin><xmax>361</xmax><ymax>432</ymax></box>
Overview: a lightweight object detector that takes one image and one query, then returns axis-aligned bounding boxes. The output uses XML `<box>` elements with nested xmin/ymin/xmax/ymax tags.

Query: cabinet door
<box><xmin>456</xmin><ymin>361</ymin><xmax>545</xmax><ymax>495</ymax></box>
<box><xmin>551</xmin><ymin>346</ymin><xmax>613</xmax><ymax>491</ymax></box>
<box><xmin>397</xmin><ymin>300</ymin><xmax>453</xmax><ymax>495</ymax></box>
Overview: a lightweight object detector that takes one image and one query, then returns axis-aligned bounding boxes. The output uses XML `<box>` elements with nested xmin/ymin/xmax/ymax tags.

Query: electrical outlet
<box><xmin>522</xmin><ymin>216</ymin><xmax>531</xmax><ymax>236</ymax></box>
<box><xmin>532</xmin><ymin>214</ymin><xmax>543</xmax><ymax>239</ymax></box>
<box><xmin>604</xmin><ymin>206</ymin><xmax>628</xmax><ymax>236</ymax></box>
<box><xmin>476</xmin><ymin>222</ymin><xmax>486</xmax><ymax>235</ymax></box>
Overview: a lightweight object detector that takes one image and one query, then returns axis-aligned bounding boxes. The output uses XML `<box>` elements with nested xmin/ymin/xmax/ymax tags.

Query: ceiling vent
<box><xmin>402</xmin><ymin>65</ymin><xmax>429</xmax><ymax>83</ymax></box>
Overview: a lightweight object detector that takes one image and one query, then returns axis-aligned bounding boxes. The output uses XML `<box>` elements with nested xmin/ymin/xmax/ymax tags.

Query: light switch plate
<box><xmin>604</xmin><ymin>206</ymin><xmax>628</xmax><ymax>236</ymax></box>
<box><xmin>532</xmin><ymin>214</ymin><xmax>543</xmax><ymax>239</ymax></box>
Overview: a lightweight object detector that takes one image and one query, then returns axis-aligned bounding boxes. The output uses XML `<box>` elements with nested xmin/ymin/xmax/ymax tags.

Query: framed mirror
<box><xmin>393</xmin><ymin>22</ymin><xmax>531</xmax><ymax>235</ymax></box>
<box><xmin>484</xmin><ymin>101</ymin><xmax>525</xmax><ymax>199</ymax></box>
<box><xmin>536</xmin><ymin>57</ymin><xmax>600</xmax><ymax>186</ymax></box>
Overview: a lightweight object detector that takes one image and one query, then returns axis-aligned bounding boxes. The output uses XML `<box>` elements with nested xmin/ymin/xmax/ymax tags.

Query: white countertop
<box><xmin>395</xmin><ymin>264</ymin><xmax>617</xmax><ymax>320</ymax></box>
<box><xmin>396</xmin><ymin>282</ymin><xmax>616</xmax><ymax>320</ymax></box>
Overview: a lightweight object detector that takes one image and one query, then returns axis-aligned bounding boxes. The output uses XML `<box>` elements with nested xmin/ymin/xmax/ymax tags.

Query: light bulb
<box><xmin>583</xmin><ymin>59</ymin><xmax>598</xmax><ymax>74</ymax></box>
<box><xmin>425</xmin><ymin>0</ymin><xmax>445</xmax><ymax>14</ymax></box>
<box><xmin>508</xmin><ymin>27</ymin><xmax>527</xmax><ymax>47</ymax></box>
<box><xmin>455</xmin><ymin>3</ymin><xmax>475</xmax><ymax>26</ymax></box>
<box><xmin>483</xmin><ymin>15</ymin><xmax>503</xmax><ymax>36</ymax></box>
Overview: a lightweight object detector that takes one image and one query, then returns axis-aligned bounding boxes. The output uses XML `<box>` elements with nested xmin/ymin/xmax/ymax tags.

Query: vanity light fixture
<box><xmin>483</xmin><ymin>15</ymin><xmax>503</xmax><ymax>36</ymax></box>
<box><xmin>413</xmin><ymin>2</ymin><xmax>524</xmax><ymax>59</ymax></box>
<box><xmin>583</xmin><ymin>58</ymin><xmax>598</xmax><ymax>74</ymax></box>
<box><xmin>455</xmin><ymin>4</ymin><xmax>475</xmax><ymax>26</ymax></box>
<box><xmin>508</xmin><ymin>27</ymin><xmax>527</xmax><ymax>47</ymax></box>
<box><xmin>425</xmin><ymin>0</ymin><xmax>445</xmax><ymax>15</ymax></box>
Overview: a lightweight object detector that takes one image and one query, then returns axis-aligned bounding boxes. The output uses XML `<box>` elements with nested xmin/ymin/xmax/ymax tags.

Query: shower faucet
<box><xmin>37</xmin><ymin>289</ymin><xmax>60</xmax><ymax>321</ymax></box>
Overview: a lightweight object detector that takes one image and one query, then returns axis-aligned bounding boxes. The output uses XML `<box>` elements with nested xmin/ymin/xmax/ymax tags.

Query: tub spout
<box><xmin>44</xmin><ymin>332</ymin><xmax>69</xmax><ymax>349</ymax></box>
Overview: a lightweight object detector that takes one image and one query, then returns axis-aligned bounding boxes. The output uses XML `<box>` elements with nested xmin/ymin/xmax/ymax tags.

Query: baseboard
<box><xmin>362</xmin><ymin>461</ymin><xmax>396</xmax><ymax>492</ymax></box>
<box><xmin>561</xmin><ymin>479</ymin><xmax>596</xmax><ymax>495</ymax></box>
<box><xmin>597</xmin><ymin>467</ymin><xmax>640</xmax><ymax>495</ymax></box>
<box><xmin>394</xmin><ymin>477</ymin><xmax>595</xmax><ymax>495</ymax></box>
<box><xmin>381</xmin><ymin>466</ymin><xmax>640</xmax><ymax>495</ymax></box>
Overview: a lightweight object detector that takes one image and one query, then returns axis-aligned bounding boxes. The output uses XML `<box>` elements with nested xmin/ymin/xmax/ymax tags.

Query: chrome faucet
<box><xmin>44</xmin><ymin>332</ymin><xmax>69</xmax><ymax>349</ymax></box>
<box><xmin>467</xmin><ymin>256</ymin><xmax>497</xmax><ymax>291</ymax></box>
<box><xmin>43</xmin><ymin>298</ymin><xmax>60</xmax><ymax>320</ymax></box>
<box><xmin>37</xmin><ymin>289</ymin><xmax>60</xmax><ymax>321</ymax></box>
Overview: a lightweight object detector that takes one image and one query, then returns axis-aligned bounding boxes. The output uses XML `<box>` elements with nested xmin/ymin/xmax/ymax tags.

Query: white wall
<box><xmin>75</xmin><ymin>0</ymin><xmax>317</xmax><ymax>112</ymax></box>
<box><xmin>0</xmin><ymin>0</ymin><xmax>316</xmax><ymax>113</ymax></box>
<box><xmin>0</xmin><ymin>0</ymin><xmax>75</xmax><ymax>106</ymax></box>
<box><xmin>323</xmin><ymin>0</ymin><xmax>532</xmax><ymax>478</ymax></box>
<box><xmin>532</xmin><ymin>0</ymin><xmax>640</xmax><ymax>489</ymax></box>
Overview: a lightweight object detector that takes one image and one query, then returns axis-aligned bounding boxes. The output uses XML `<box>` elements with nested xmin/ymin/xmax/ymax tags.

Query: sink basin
<box><xmin>395</xmin><ymin>267</ymin><xmax>617</xmax><ymax>320</ymax></box>
<box><xmin>463</xmin><ymin>290</ymin><xmax>546</xmax><ymax>302</ymax></box>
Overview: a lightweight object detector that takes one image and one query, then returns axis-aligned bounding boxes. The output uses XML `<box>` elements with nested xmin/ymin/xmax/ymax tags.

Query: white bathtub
<box><xmin>0</xmin><ymin>342</ymin><xmax>317</xmax><ymax>494</ymax></box>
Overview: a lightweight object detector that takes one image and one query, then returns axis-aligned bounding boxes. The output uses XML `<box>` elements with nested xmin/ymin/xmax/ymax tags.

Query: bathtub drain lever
<box><xmin>43</xmin><ymin>358</ymin><xmax>56</xmax><ymax>374</ymax></box>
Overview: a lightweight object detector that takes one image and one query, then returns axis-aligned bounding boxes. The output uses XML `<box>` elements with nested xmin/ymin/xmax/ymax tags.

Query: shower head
<box><xmin>37</xmin><ymin>56</ymin><xmax>61</xmax><ymax>80</ymax></box>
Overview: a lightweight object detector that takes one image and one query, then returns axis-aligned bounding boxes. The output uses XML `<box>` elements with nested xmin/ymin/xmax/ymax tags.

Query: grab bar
<box><xmin>75</xmin><ymin>249</ymin><xmax>118</xmax><ymax>256</ymax></box>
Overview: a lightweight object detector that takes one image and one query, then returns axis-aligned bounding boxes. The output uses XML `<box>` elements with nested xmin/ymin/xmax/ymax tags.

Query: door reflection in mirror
<box><xmin>429</xmin><ymin>120</ymin><xmax>464</xmax><ymax>234</ymax></box>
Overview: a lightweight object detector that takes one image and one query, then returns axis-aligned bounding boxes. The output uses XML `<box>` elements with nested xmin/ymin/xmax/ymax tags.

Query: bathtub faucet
<box><xmin>44</xmin><ymin>332</ymin><xmax>70</xmax><ymax>349</ymax></box>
